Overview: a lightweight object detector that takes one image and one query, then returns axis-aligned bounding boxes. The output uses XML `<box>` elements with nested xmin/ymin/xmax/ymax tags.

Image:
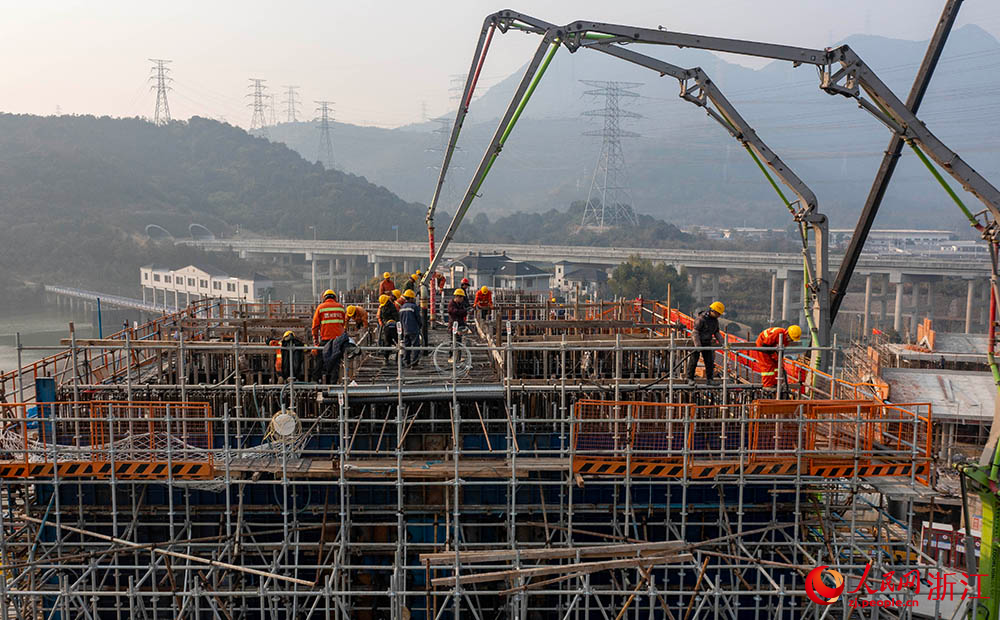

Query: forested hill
<box><xmin>0</xmin><ymin>114</ymin><xmax>428</xmax><ymax>301</ymax></box>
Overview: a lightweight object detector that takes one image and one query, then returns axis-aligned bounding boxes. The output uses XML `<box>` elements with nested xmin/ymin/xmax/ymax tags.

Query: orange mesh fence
<box><xmin>572</xmin><ymin>399</ymin><xmax>931</xmax><ymax>483</ymax></box>
<box><xmin>0</xmin><ymin>401</ymin><xmax>213</xmax><ymax>479</ymax></box>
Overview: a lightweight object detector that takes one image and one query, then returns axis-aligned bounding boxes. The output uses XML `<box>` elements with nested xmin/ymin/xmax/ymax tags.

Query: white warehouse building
<box><xmin>140</xmin><ymin>264</ymin><xmax>273</xmax><ymax>308</ymax></box>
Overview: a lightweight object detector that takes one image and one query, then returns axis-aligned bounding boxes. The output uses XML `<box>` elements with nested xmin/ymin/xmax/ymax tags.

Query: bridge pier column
<box><xmin>965</xmin><ymin>279</ymin><xmax>976</xmax><ymax>334</ymax></box>
<box><xmin>910</xmin><ymin>279</ymin><xmax>922</xmax><ymax>341</ymax></box>
<box><xmin>927</xmin><ymin>278</ymin><xmax>936</xmax><ymax>325</ymax></box>
<box><xmin>174</xmin><ymin>290</ymin><xmax>179</xmax><ymax>310</ymax></box>
<box><xmin>879</xmin><ymin>275</ymin><xmax>888</xmax><ymax>327</ymax></box>
<box><xmin>310</xmin><ymin>256</ymin><xmax>317</xmax><ymax>300</ymax></box>
<box><xmin>863</xmin><ymin>274</ymin><xmax>872</xmax><ymax>335</ymax></box>
<box><xmin>142</xmin><ymin>287</ymin><xmax>147</xmax><ymax>305</ymax></box>
<box><xmin>691</xmin><ymin>270</ymin><xmax>703</xmax><ymax>305</ymax></box>
<box><xmin>769</xmin><ymin>272</ymin><xmax>778</xmax><ymax>323</ymax></box>
<box><xmin>892</xmin><ymin>274</ymin><xmax>905</xmax><ymax>334</ymax></box>
<box><xmin>710</xmin><ymin>275</ymin><xmax>719</xmax><ymax>302</ymax></box>
<box><xmin>780</xmin><ymin>276</ymin><xmax>791</xmax><ymax>322</ymax></box>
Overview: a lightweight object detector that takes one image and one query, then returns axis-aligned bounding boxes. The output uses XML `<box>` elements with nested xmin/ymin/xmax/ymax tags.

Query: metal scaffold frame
<box><xmin>0</xmin><ymin>298</ymin><xmax>938</xmax><ymax>619</ymax></box>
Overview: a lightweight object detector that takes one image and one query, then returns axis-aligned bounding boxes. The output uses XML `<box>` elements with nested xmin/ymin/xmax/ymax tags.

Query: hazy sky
<box><xmin>2</xmin><ymin>1</ymin><xmax>998</xmax><ymax>128</ymax></box>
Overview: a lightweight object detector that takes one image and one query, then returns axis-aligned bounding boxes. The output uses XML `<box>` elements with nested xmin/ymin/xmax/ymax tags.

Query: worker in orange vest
<box><xmin>346</xmin><ymin>305</ymin><xmax>368</xmax><ymax>329</ymax></box>
<box><xmin>379</xmin><ymin>272</ymin><xmax>395</xmax><ymax>295</ymax></box>
<box><xmin>473</xmin><ymin>286</ymin><xmax>493</xmax><ymax>320</ymax></box>
<box><xmin>311</xmin><ymin>290</ymin><xmax>346</xmax><ymax>346</ymax></box>
<box><xmin>753</xmin><ymin>325</ymin><xmax>801</xmax><ymax>388</ymax></box>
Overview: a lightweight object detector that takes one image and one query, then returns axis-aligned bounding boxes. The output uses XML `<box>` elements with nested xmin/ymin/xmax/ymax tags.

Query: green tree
<box><xmin>606</xmin><ymin>256</ymin><xmax>692</xmax><ymax>309</ymax></box>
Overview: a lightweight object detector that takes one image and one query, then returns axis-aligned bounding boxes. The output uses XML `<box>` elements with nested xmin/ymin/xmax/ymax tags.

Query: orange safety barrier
<box><xmin>571</xmin><ymin>399</ymin><xmax>932</xmax><ymax>484</ymax></box>
<box><xmin>0</xmin><ymin>400</ymin><xmax>214</xmax><ymax>480</ymax></box>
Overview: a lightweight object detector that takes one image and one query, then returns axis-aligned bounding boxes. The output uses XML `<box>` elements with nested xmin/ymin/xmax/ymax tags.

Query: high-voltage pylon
<box><xmin>149</xmin><ymin>59</ymin><xmax>172</xmax><ymax>125</ymax></box>
<box><xmin>315</xmin><ymin>100</ymin><xmax>335</xmax><ymax>168</ymax></box>
<box><xmin>247</xmin><ymin>78</ymin><xmax>269</xmax><ymax>138</ymax></box>
<box><xmin>283</xmin><ymin>85</ymin><xmax>300</xmax><ymax>122</ymax></box>
<box><xmin>580</xmin><ymin>80</ymin><xmax>642</xmax><ymax>229</ymax></box>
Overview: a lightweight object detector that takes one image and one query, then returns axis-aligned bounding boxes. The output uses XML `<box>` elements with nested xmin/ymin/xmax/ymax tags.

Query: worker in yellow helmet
<box><xmin>379</xmin><ymin>272</ymin><xmax>395</xmax><ymax>295</ymax></box>
<box><xmin>345</xmin><ymin>305</ymin><xmax>368</xmax><ymax>329</ymax></box>
<box><xmin>686</xmin><ymin>301</ymin><xmax>725</xmax><ymax>385</ymax></box>
<box><xmin>474</xmin><ymin>285</ymin><xmax>493</xmax><ymax>320</ymax></box>
<box><xmin>754</xmin><ymin>324</ymin><xmax>802</xmax><ymax>389</ymax></box>
<box><xmin>377</xmin><ymin>292</ymin><xmax>400</xmax><ymax>362</ymax></box>
<box><xmin>275</xmin><ymin>329</ymin><xmax>305</xmax><ymax>381</ymax></box>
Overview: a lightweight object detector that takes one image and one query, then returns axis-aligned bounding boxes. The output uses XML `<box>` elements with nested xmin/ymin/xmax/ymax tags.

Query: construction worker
<box><xmin>686</xmin><ymin>301</ymin><xmax>725</xmax><ymax>385</ymax></box>
<box><xmin>379</xmin><ymin>272</ymin><xmax>395</xmax><ymax>295</ymax></box>
<box><xmin>458</xmin><ymin>278</ymin><xmax>472</xmax><ymax>312</ymax></box>
<box><xmin>404</xmin><ymin>270</ymin><xmax>421</xmax><ymax>293</ymax></box>
<box><xmin>473</xmin><ymin>286</ymin><xmax>493</xmax><ymax>320</ymax></box>
<box><xmin>277</xmin><ymin>330</ymin><xmax>305</xmax><ymax>381</ymax></box>
<box><xmin>399</xmin><ymin>289</ymin><xmax>422</xmax><ymax>367</ymax></box>
<box><xmin>448</xmin><ymin>288</ymin><xmax>469</xmax><ymax>330</ymax></box>
<box><xmin>311</xmin><ymin>290</ymin><xmax>345</xmax><ymax>345</ymax></box>
<box><xmin>392</xmin><ymin>289</ymin><xmax>403</xmax><ymax>310</ymax></box>
<box><xmin>346</xmin><ymin>305</ymin><xmax>368</xmax><ymax>329</ymax></box>
<box><xmin>346</xmin><ymin>305</ymin><xmax>369</xmax><ymax>342</ymax></box>
<box><xmin>311</xmin><ymin>290</ymin><xmax>346</xmax><ymax>383</ymax></box>
<box><xmin>447</xmin><ymin>288</ymin><xmax>469</xmax><ymax>364</ymax></box>
<box><xmin>754</xmin><ymin>324</ymin><xmax>802</xmax><ymax>389</ymax></box>
<box><xmin>378</xmin><ymin>293</ymin><xmax>400</xmax><ymax>362</ymax></box>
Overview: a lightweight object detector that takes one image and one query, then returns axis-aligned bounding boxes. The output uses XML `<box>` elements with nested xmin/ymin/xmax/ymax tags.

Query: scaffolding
<box><xmin>0</xmin><ymin>298</ymin><xmax>939</xmax><ymax>619</ymax></box>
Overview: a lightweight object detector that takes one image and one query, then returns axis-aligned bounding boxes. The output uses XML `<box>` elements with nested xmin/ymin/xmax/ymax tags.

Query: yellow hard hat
<box><xmin>346</xmin><ymin>305</ymin><xmax>357</xmax><ymax>317</ymax></box>
<box><xmin>383</xmin><ymin>272</ymin><xmax>391</xmax><ymax>279</ymax></box>
<box><xmin>403</xmin><ymin>289</ymin><xmax>416</xmax><ymax>299</ymax></box>
<box><xmin>391</xmin><ymin>289</ymin><xmax>401</xmax><ymax>298</ymax></box>
<box><xmin>411</xmin><ymin>273</ymin><xmax>418</xmax><ymax>281</ymax></box>
<box><xmin>322</xmin><ymin>289</ymin><xmax>336</xmax><ymax>299</ymax></box>
<box><xmin>415</xmin><ymin>269</ymin><xmax>422</xmax><ymax>276</ymax></box>
<box><xmin>480</xmin><ymin>286</ymin><xmax>488</xmax><ymax>294</ymax></box>
<box><xmin>710</xmin><ymin>301</ymin><xmax>725</xmax><ymax>315</ymax></box>
<box><xmin>454</xmin><ymin>288</ymin><xmax>466</xmax><ymax>297</ymax></box>
<box><xmin>379</xmin><ymin>294</ymin><xmax>390</xmax><ymax>306</ymax></box>
<box><xmin>787</xmin><ymin>325</ymin><xmax>802</xmax><ymax>341</ymax></box>
<box><xmin>283</xmin><ymin>330</ymin><xmax>294</xmax><ymax>339</ymax></box>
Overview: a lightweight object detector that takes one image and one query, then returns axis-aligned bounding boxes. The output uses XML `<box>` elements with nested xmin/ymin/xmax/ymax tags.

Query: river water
<box><xmin>0</xmin><ymin>309</ymin><xmax>95</xmax><ymax>373</ymax></box>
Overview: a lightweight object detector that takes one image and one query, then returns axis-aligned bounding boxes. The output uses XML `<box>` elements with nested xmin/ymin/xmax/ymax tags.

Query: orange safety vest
<box><xmin>350</xmin><ymin>308</ymin><xmax>368</xmax><ymax>328</ymax></box>
<box><xmin>270</xmin><ymin>339</ymin><xmax>282</xmax><ymax>372</ymax></box>
<box><xmin>311</xmin><ymin>300</ymin><xmax>346</xmax><ymax>341</ymax></box>
<box><xmin>379</xmin><ymin>279</ymin><xmax>395</xmax><ymax>294</ymax></box>
<box><xmin>755</xmin><ymin>327</ymin><xmax>790</xmax><ymax>349</ymax></box>
<box><xmin>474</xmin><ymin>290</ymin><xmax>493</xmax><ymax>308</ymax></box>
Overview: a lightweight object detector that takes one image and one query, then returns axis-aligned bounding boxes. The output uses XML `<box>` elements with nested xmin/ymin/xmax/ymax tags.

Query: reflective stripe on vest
<box><xmin>760</xmin><ymin>371</ymin><xmax>776</xmax><ymax>376</ymax></box>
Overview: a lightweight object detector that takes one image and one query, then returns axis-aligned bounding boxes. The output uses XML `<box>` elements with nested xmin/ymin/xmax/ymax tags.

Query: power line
<box><xmin>580</xmin><ymin>80</ymin><xmax>642</xmax><ymax>230</ymax></box>
<box><xmin>268</xmin><ymin>93</ymin><xmax>278</xmax><ymax>127</ymax></box>
<box><xmin>315</xmin><ymin>100</ymin><xmax>335</xmax><ymax>169</ymax></box>
<box><xmin>149</xmin><ymin>59</ymin><xmax>172</xmax><ymax>125</ymax></box>
<box><xmin>247</xmin><ymin>78</ymin><xmax>269</xmax><ymax>138</ymax></box>
<box><xmin>284</xmin><ymin>85</ymin><xmax>301</xmax><ymax>123</ymax></box>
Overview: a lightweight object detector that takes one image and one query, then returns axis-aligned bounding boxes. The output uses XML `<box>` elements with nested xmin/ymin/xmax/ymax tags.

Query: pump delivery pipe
<box><xmin>423</xmin><ymin>35</ymin><xmax>559</xmax><ymax>286</ymax></box>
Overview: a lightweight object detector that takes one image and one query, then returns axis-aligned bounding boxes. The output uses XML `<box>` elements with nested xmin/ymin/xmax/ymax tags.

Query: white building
<box><xmin>140</xmin><ymin>264</ymin><xmax>273</xmax><ymax>308</ymax></box>
<box><xmin>552</xmin><ymin>261</ymin><xmax>612</xmax><ymax>295</ymax></box>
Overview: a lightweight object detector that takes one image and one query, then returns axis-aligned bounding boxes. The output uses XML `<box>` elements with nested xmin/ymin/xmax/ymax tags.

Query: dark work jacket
<box><xmin>448</xmin><ymin>299</ymin><xmax>468</xmax><ymax>327</ymax></box>
<box><xmin>399</xmin><ymin>301</ymin><xmax>421</xmax><ymax>335</ymax></box>
<box><xmin>691</xmin><ymin>310</ymin><xmax>722</xmax><ymax>345</ymax></box>
<box><xmin>378</xmin><ymin>303</ymin><xmax>399</xmax><ymax>325</ymax></box>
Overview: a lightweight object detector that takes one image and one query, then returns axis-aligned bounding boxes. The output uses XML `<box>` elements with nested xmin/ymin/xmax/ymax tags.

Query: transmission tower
<box><xmin>580</xmin><ymin>80</ymin><xmax>642</xmax><ymax>229</ymax></box>
<box><xmin>247</xmin><ymin>78</ymin><xmax>269</xmax><ymax>138</ymax></box>
<box><xmin>284</xmin><ymin>85</ymin><xmax>301</xmax><ymax>122</ymax></box>
<box><xmin>149</xmin><ymin>59</ymin><xmax>172</xmax><ymax>125</ymax></box>
<box><xmin>315</xmin><ymin>100</ymin><xmax>335</xmax><ymax>168</ymax></box>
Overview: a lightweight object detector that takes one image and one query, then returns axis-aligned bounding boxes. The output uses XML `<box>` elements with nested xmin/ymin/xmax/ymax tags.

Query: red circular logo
<box><xmin>805</xmin><ymin>565</ymin><xmax>844</xmax><ymax>605</ymax></box>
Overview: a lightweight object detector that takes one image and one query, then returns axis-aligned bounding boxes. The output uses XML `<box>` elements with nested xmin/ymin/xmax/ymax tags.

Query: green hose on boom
<box><xmin>742</xmin><ymin>145</ymin><xmax>821</xmax><ymax>378</ymax></box>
